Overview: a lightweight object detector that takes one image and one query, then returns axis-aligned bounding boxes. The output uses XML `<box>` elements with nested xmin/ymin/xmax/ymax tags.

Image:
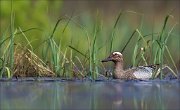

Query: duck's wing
<box><xmin>131</xmin><ymin>66</ymin><xmax>154</xmax><ymax>79</ymax></box>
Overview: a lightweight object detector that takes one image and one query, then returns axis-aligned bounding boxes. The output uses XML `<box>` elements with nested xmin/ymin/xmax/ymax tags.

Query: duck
<box><xmin>101</xmin><ymin>52</ymin><xmax>158</xmax><ymax>80</ymax></box>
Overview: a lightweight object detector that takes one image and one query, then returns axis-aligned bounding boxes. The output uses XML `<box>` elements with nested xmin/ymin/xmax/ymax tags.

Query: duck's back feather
<box><xmin>123</xmin><ymin>65</ymin><xmax>157</xmax><ymax>79</ymax></box>
<box><xmin>132</xmin><ymin>66</ymin><xmax>154</xmax><ymax>79</ymax></box>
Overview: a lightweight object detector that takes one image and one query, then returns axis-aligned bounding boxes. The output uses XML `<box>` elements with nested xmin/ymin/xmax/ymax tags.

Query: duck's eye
<box><xmin>112</xmin><ymin>54</ymin><xmax>117</xmax><ymax>57</ymax></box>
<box><xmin>113</xmin><ymin>54</ymin><xmax>120</xmax><ymax>58</ymax></box>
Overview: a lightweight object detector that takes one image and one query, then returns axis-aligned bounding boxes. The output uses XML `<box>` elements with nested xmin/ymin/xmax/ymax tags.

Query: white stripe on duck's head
<box><xmin>102</xmin><ymin>52</ymin><xmax>123</xmax><ymax>63</ymax></box>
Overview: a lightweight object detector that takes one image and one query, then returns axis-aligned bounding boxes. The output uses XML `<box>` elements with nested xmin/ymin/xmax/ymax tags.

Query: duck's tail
<box><xmin>143</xmin><ymin>64</ymin><xmax>168</xmax><ymax>70</ymax></box>
<box><xmin>151</xmin><ymin>64</ymin><xmax>177</xmax><ymax>78</ymax></box>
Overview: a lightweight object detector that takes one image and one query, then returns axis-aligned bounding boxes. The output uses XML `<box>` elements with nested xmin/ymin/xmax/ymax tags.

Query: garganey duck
<box><xmin>102</xmin><ymin>52</ymin><xmax>158</xmax><ymax>80</ymax></box>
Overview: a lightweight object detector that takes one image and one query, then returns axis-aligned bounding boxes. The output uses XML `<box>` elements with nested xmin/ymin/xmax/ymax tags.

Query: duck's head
<box><xmin>101</xmin><ymin>52</ymin><xmax>123</xmax><ymax>63</ymax></box>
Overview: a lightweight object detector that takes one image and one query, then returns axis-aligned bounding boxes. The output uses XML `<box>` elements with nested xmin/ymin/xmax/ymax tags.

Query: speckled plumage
<box><xmin>102</xmin><ymin>52</ymin><xmax>157</xmax><ymax>80</ymax></box>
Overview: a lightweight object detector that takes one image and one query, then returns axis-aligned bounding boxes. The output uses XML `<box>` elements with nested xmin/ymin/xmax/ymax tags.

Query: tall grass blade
<box><xmin>0</xmin><ymin>28</ymin><xmax>41</xmax><ymax>48</ymax></box>
<box><xmin>5</xmin><ymin>67</ymin><xmax>11</xmax><ymax>78</ymax></box>
<box><xmin>132</xmin><ymin>44</ymin><xmax>138</xmax><ymax>66</ymax></box>
<box><xmin>91</xmin><ymin>10</ymin><xmax>100</xmax><ymax>79</ymax></box>
<box><xmin>165</xmin><ymin>46</ymin><xmax>178</xmax><ymax>76</ymax></box>
<box><xmin>110</xmin><ymin>11</ymin><xmax>123</xmax><ymax>52</ymax></box>
<box><xmin>158</xmin><ymin>15</ymin><xmax>170</xmax><ymax>79</ymax></box>
<box><xmin>68</xmin><ymin>45</ymin><xmax>86</xmax><ymax>58</ymax></box>
<box><xmin>50</xmin><ymin>18</ymin><xmax>63</xmax><ymax>39</ymax></box>
<box><xmin>121</xmin><ymin>30</ymin><xmax>136</xmax><ymax>53</ymax></box>
<box><xmin>18</xmin><ymin>27</ymin><xmax>33</xmax><ymax>51</ymax></box>
<box><xmin>9</xmin><ymin>1</ymin><xmax>15</xmax><ymax>74</ymax></box>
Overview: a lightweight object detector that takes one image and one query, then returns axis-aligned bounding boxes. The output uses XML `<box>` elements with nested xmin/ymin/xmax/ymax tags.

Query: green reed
<box><xmin>130</xmin><ymin>13</ymin><xmax>178</xmax><ymax>79</ymax></box>
<box><xmin>109</xmin><ymin>11</ymin><xmax>123</xmax><ymax>53</ymax></box>
<box><xmin>86</xmin><ymin>11</ymin><xmax>101</xmax><ymax>80</ymax></box>
<box><xmin>0</xmin><ymin>1</ymin><xmax>15</xmax><ymax>78</ymax></box>
<box><xmin>152</xmin><ymin>14</ymin><xmax>178</xmax><ymax>79</ymax></box>
<box><xmin>41</xmin><ymin>19</ymin><xmax>63</xmax><ymax>76</ymax></box>
<box><xmin>0</xmin><ymin>4</ymin><xmax>178</xmax><ymax>79</ymax></box>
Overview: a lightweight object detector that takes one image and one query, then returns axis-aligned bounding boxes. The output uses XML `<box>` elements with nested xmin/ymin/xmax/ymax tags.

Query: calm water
<box><xmin>0</xmin><ymin>79</ymin><xmax>180</xmax><ymax>110</ymax></box>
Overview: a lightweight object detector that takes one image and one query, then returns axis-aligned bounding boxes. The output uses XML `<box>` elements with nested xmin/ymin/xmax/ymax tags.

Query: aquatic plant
<box><xmin>0</xmin><ymin>1</ymin><xmax>179</xmax><ymax>79</ymax></box>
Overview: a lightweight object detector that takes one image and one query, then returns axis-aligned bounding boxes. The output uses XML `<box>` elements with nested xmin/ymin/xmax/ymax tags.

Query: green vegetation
<box><xmin>0</xmin><ymin>1</ymin><xmax>179</xmax><ymax>79</ymax></box>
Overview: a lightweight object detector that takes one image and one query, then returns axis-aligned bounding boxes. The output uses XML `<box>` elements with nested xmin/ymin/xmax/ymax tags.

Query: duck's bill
<box><xmin>101</xmin><ymin>57</ymin><xmax>112</xmax><ymax>62</ymax></box>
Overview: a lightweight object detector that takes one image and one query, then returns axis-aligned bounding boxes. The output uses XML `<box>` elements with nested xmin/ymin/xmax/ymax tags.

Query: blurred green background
<box><xmin>0</xmin><ymin>0</ymin><xmax>179</xmax><ymax>71</ymax></box>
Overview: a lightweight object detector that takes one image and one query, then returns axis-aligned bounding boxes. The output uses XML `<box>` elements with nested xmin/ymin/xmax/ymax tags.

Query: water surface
<box><xmin>0</xmin><ymin>78</ymin><xmax>179</xmax><ymax>110</ymax></box>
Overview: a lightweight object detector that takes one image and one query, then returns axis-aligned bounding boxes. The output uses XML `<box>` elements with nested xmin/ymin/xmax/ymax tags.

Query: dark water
<box><xmin>0</xmin><ymin>78</ymin><xmax>180</xmax><ymax>110</ymax></box>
